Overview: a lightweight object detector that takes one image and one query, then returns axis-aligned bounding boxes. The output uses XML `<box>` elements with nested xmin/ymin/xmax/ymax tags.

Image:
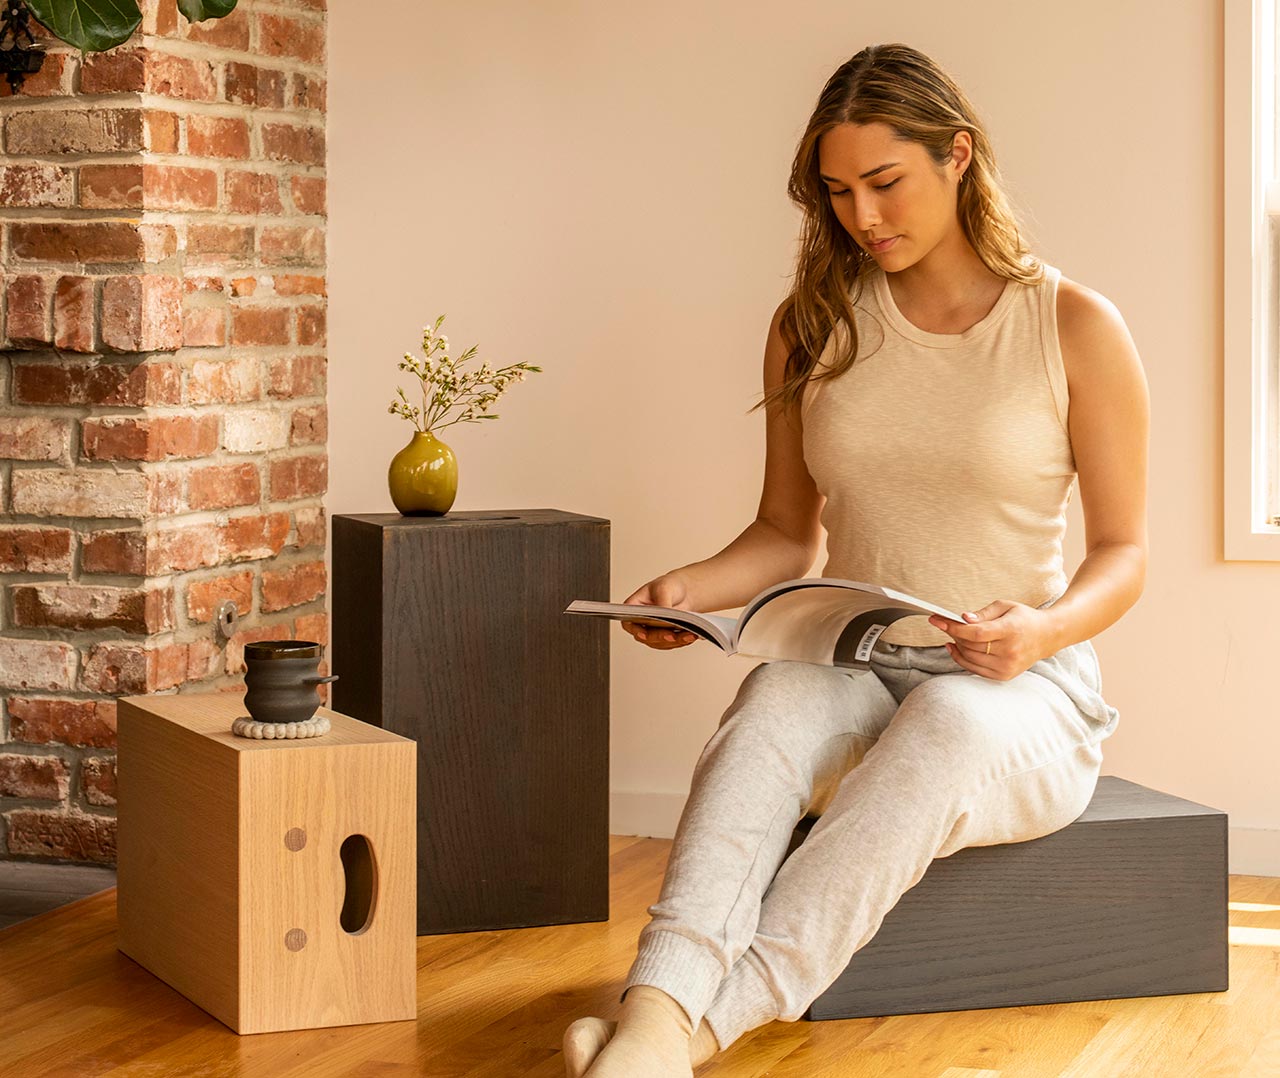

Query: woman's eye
<box><xmin>829</xmin><ymin>179</ymin><xmax>899</xmax><ymax>196</ymax></box>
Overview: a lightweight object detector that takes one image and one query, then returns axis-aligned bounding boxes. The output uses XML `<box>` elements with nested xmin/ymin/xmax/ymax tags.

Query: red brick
<box><xmin>220</xmin><ymin>511</ymin><xmax>290</xmax><ymax>562</ymax></box>
<box><xmin>182</xmin><ymin>306</ymin><xmax>227</xmax><ymax>347</ymax></box>
<box><xmin>5</xmin><ymin>275</ymin><xmax>51</xmax><ymax>346</ymax></box>
<box><xmin>293</xmin><ymin>505</ymin><xmax>326</xmax><ymax>549</ymax></box>
<box><xmin>187</xmin><ymin>570</ymin><xmax>254</xmax><ymax>623</ymax></box>
<box><xmin>184</xmin><ymin>5</ymin><xmax>250</xmax><ymax>49</ymax></box>
<box><xmin>188</xmin><ymin>356</ymin><xmax>260</xmax><ymax>403</ymax></box>
<box><xmin>229</xmin><ymin>276</ymin><xmax>257</xmax><ymax>297</ymax></box>
<box><xmin>262</xmin><ymin>123</ymin><xmax>325</xmax><ymax>167</ymax></box>
<box><xmin>5</xmin><ymin>809</ymin><xmax>116</xmax><ymax>863</ymax></box>
<box><xmin>10</xmin><ymin>222</ymin><xmax>146</xmax><ymax>264</ymax></box>
<box><xmin>138</xmin><ymin>223</ymin><xmax>180</xmax><ymax>262</ymax></box>
<box><xmin>269</xmin><ymin>453</ymin><xmax>327</xmax><ymax>500</ymax></box>
<box><xmin>153</xmin><ymin>523</ymin><xmax>222</xmax><ymax>573</ymax></box>
<box><xmin>0</xmin><ymin>416</ymin><xmax>69</xmax><ymax>460</ymax></box>
<box><xmin>289</xmin><ymin>175</ymin><xmax>326</xmax><ymax>216</ymax></box>
<box><xmin>10</xmin><ymin>469</ymin><xmax>150</xmax><ymax>519</ymax></box>
<box><xmin>101</xmin><ymin>275</ymin><xmax>183</xmax><ymax>352</ymax></box>
<box><xmin>144</xmin><ymin>109</ymin><xmax>180</xmax><ymax>153</ymax></box>
<box><xmin>259</xmin><ymin>225</ymin><xmax>324</xmax><ymax>265</ymax></box>
<box><xmin>4</xmin><ymin>108</ymin><xmax>144</xmax><ymax>154</ymax></box>
<box><xmin>80</xmin><ymin>48</ymin><xmax>147</xmax><ymax>93</ymax></box>
<box><xmin>13</xmin><ymin>360</ymin><xmax>181</xmax><ymax>407</ymax></box>
<box><xmin>273</xmin><ymin>274</ymin><xmax>325</xmax><ymax>297</ymax></box>
<box><xmin>79</xmin><ymin>164</ymin><xmax>144</xmax><ymax>209</ymax></box>
<box><xmin>187</xmin><ymin>461</ymin><xmax>261</xmax><ymax>510</ymax></box>
<box><xmin>226</xmin><ymin>171</ymin><xmax>282</xmax><ymax>214</ymax></box>
<box><xmin>187</xmin><ymin>638</ymin><xmax>222</xmax><ymax>681</ymax></box>
<box><xmin>269</xmin><ymin>354</ymin><xmax>325</xmax><ymax>398</ymax></box>
<box><xmin>294</xmin><ymin>611</ymin><xmax>328</xmax><ymax>646</ymax></box>
<box><xmin>81</xmin><ymin>642</ymin><xmax>187</xmax><ymax>695</ymax></box>
<box><xmin>0</xmin><ymin>527</ymin><xmax>74</xmax><ymax>574</ymax></box>
<box><xmin>8</xmin><ymin>697</ymin><xmax>117</xmax><ymax>749</ymax></box>
<box><xmin>0</xmin><ymin>755</ymin><xmax>70</xmax><ymax>802</ymax></box>
<box><xmin>143</xmin><ymin>164</ymin><xmax>219</xmax><ymax>211</ymax></box>
<box><xmin>231</xmin><ymin>306</ymin><xmax>291</xmax><ymax>346</ymax></box>
<box><xmin>82</xmin><ymin>758</ymin><xmax>117</xmax><ymax>807</ymax></box>
<box><xmin>261</xmin><ymin>559</ymin><xmax>325</xmax><ymax>612</ymax></box>
<box><xmin>187</xmin><ymin>223</ymin><xmax>254</xmax><ymax>257</ymax></box>
<box><xmin>0</xmin><ymin>639</ymin><xmax>77</xmax><ymax>691</ymax></box>
<box><xmin>258</xmin><ymin>13</ymin><xmax>325</xmax><ymax>64</ymax></box>
<box><xmin>290</xmin><ymin>74</ymin><xmax>327</xmax><ymax>113</ymax></box>
<box><xmin>12</xmin><ymin>583</ymin><xmax>173</xmax><ymax>633</ymax></box>
<box><xmin>187</xmin><ymin>115</ymin><xmax>250</xmax><ymax>160</ymax></box>
<box><xmin>149</xmin><ymin>52</ymin><xmax>218</xmax><ymax>101</ymax></box>
<box><xmin>0</xmin><ymin>165</ymin><xmax>74</xmax><ymax>208</ymax></box>
<box><xmin>81</xmin><ymin>415</ymin><xmax>219</xmax><ymax>462</ymax></box>
<box><xmin>81</xmin><ymin>528</ymin><xmax>147</xmax><ymax>575</ymax></box>
<box><xmin>224</xmin><ymin>62</ymin><xmax>286</xmax><ymax>108</ymax></box>
<box><xmin>296</xmin><ymin>304</ymin><xmax>326</xmax><ymax>346</ymax></box>
<box><xmin>290</xmin><ymin>403</ymin><xmax>327</xmax><ymax>446</ymax></box>
<box><xmin>52</xmin><ymin>276</ymin><xmax>95</xmax><ymax>352</ymax></box>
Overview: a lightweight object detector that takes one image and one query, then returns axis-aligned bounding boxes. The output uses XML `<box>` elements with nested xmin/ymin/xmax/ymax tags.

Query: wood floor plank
<box><xmin>0</xmin><ymin>837</ymin><xmax>1273</xmax><ymax>1077</ymax></box>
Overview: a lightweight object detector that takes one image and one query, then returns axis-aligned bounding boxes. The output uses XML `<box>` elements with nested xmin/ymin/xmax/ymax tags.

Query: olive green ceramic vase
<box><xmin>388</xmin><ymin>430</ymin><xmax>457</xmax><ymax>515</ymax></box>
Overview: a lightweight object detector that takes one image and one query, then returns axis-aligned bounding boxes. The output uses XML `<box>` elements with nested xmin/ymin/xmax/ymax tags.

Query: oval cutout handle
<box><xmin>339</xmin><ymin>833</ymin><xmax>378</xmax><ymax>934</ymax></box>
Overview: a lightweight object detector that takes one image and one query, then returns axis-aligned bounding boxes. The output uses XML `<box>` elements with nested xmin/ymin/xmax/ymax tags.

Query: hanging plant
<box><xmin>21</xmin><ymin>0</ymin><xmax>238</xmax><ymax>53</ymax></box>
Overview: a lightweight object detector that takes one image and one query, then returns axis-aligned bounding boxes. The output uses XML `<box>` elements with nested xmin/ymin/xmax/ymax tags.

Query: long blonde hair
<box><xmin>755</xmin><ymin>43</ymin><xmax>1044</xmax><ymax>419</ymax></box>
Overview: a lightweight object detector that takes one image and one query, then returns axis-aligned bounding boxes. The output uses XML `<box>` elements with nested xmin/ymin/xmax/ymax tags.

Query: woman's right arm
<box><xmin>625</xmin><ymin>299</ymin><xmax>826</xmax><ymax>646</ymax></box>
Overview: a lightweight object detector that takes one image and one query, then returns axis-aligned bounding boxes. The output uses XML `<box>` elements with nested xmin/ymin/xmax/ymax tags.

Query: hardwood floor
<box><xmin>1</xmin><ymin>835</ymin><xmax>1276</xmax><ymax>1076</ymax></box>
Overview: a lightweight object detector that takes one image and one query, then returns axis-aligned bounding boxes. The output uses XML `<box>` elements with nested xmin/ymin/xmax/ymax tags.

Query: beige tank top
<box><xmin>800</xmin><ymin>260</ymin><xmax>1075</xmax><ymax>646</ymax></box>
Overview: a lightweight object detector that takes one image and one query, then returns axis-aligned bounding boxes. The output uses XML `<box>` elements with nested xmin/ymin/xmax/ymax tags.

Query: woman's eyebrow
<box><xmin>820</xmin><ymin>162</ymin><xmax>901</xmax><ymax>183</ymax></box>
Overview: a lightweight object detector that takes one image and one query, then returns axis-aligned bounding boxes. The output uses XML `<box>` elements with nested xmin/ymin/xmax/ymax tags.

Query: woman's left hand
<box><xmin>928</xmin><ymin>599</ymin><xmax>1057</xmax><ymax>681</ymax></box>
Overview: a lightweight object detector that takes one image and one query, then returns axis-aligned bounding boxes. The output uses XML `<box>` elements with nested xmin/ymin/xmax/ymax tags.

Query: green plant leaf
<box><xmin>177</xmin><ymin>0</ymin><xmax>239</xmax><ymax>22</ymax></box>
<box><xmin>25</xmin><ymin>0</ymin><xmax>143</xmax><ymax>52</ymax></box>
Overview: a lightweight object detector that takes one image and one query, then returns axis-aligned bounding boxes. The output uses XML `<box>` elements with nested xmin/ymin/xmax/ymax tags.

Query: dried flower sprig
<box><xmin>388</xmin><ymin>314</ymin><xmax>542</xmax><ymax>435</ymax></box>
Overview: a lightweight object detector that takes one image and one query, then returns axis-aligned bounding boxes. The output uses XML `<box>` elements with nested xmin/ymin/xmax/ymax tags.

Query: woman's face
<box><xmin>817</xmin><ymin>121</ymin><xmax>966</xmax><ymax>264</ymax></box>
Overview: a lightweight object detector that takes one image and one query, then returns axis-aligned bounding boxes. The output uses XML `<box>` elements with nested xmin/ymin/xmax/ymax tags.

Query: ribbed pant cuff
<box><xmin>702</xmin><ymin>955</ymin><xmax>780</xmax><ymax>1050</ymax></box>
<box><xmin>619</xmin><ymin>928</ymin><xmax>728</xmax><ymax>1031</ymax></box>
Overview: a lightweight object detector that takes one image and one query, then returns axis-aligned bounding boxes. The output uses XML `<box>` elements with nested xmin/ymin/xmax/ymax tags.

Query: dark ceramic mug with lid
<box><xmin>243</xmin><ymin>640</ymin><xmax>339</xmax><ymax>726</ymax></box>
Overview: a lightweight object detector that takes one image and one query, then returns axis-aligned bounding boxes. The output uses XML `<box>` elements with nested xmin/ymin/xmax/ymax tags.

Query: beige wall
<box><xmin>329</xmin><ymin>1</ymin><xmax>1277</xmax><ymax>874</ymax></box>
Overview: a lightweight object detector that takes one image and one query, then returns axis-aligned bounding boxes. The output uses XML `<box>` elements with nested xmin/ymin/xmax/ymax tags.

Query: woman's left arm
<box><xmin>932</xmin><ymin>281</ymin><xmax>1150</xmax><ymax>677</ymax></box>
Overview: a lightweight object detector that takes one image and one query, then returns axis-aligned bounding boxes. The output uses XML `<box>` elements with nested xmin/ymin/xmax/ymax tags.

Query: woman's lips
<box><xmin>868</xmin><ymin>236</ymin><xmax>899</xmax><ymax>253</ymax></box>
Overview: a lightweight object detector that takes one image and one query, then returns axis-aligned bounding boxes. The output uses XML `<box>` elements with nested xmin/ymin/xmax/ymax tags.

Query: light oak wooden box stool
<box><xmin>787</xmin><ymin>776</ymin><xmax>1229</xmax><ymax>1020</ymax></box>
<box><xmin>116</xmin><ymin>692</ymin><xmax>417</xmax><ymax>1035</ymax></box>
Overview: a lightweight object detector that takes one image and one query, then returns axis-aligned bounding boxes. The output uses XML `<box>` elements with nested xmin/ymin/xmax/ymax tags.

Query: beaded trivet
<box><xmin>230</xmin><ymin>715</ymin><xmax>331</xmax><ymax>739</ymax></box>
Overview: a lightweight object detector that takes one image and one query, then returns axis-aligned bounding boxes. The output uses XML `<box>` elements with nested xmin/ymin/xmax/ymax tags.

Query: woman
<box><xmin>563</xmin><ymin>42</ymin><xmax>1148</xmax><ymax>1078</ymax></box>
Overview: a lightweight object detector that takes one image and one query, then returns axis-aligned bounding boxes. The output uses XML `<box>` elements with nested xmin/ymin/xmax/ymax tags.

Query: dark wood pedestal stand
<box><xmin>332</xmin><ymin>509</ymin><xmax>610</xmax><ymax>936</ymax></box>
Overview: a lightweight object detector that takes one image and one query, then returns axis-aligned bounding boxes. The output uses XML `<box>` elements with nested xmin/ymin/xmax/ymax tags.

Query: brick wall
<box><xmin>0</xmin><ymin>0</ymin><xmax>328</xmax><ymax>866</ymax></box>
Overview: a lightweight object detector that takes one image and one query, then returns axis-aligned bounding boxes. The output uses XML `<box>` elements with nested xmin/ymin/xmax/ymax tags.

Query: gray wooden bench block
<box><xmin>784</xmin><ymin>775</ymin><xmax>1229</xmax><ymax>1020</ymax></box>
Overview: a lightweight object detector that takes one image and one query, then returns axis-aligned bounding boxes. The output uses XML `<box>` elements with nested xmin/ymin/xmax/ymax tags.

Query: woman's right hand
<box><xmin>621</xmin><ymin>573</ymin><xmax>699</xmax><ymax>649</ymax></box>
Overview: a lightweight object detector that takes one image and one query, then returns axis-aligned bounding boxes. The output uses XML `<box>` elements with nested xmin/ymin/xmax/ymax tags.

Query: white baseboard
<box><xmin>610</xmin><ymin>789</ymin><xmax>687</xmax><ymax>840</ymax></box>
<box><xmin>609</xmin><ymin>790</ymin><xmax>1280</xmax><ymax>879</ymax></box>
<box><xmin>1227</xmin><ymin>827</ymin><xmax>1280</xmax><ymax>877</ymax></box>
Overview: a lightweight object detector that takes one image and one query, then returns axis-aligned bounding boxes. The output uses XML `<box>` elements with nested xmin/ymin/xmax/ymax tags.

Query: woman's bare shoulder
<box><xmin>1054</xmin><ymin>275</ymin><xmax>1135</xmax><ymax>393</ymax></box>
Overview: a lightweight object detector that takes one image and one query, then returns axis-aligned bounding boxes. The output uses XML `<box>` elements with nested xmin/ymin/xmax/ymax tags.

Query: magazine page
<box><xmin>732</xmin><ymin>581</ymin><xmax>965</xmax><ymax>669</ymax></box>
<box><xmin>563</xmin><ymin>601</ymin><xmax>737</xmax><ymax>650</ymax></box>
<box><xmin>736</xmin><ymin>577</ymin><xmax>963</xmax><ymax>637</ymax></box>
<box><xmin>731</xmin><ymin>588</ymin><xmax>917</xmax><ymax>667</ymax></box>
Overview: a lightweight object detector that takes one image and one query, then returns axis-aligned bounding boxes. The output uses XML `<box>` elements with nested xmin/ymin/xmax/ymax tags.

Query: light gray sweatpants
<box><xmin>619</xmin><ymin>633</ymin><xmax>1120</xmax><ymax>1051</ymax></box>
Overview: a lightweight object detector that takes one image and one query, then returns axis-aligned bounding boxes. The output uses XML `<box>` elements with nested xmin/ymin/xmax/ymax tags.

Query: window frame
<box><xmin>1224</xmin><ymin>0</ymin><xmax>1280</xmax><ymax>558</ymax></box>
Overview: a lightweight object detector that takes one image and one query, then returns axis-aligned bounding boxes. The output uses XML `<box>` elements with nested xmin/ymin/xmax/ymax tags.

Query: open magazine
<box><xmin>563</xmin><ymin>577</ymin><xmax>964</xmax><ymax>672</ymax></box>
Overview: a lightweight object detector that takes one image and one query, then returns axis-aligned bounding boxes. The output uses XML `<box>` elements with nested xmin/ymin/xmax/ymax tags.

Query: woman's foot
<box><xmin>562</xmin><ymin>1015</ymin><xmax>719</xmax><ymax>1076</ymax></box>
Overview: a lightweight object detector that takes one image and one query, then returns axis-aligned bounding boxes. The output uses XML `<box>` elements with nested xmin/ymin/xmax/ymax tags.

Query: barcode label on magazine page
<box><xmin>854</xmin><ymin>624</ymin><xmax>888</xmax><ymax>662</ymax></box>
